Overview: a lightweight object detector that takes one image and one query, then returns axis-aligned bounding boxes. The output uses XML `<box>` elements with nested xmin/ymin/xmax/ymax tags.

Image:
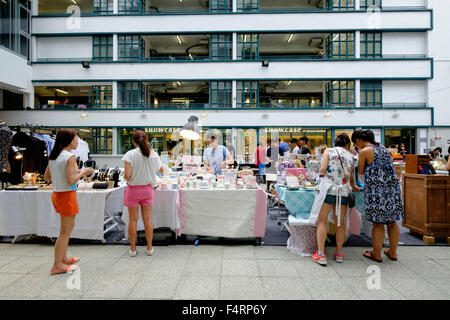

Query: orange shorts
<box><xmin>52</xmin><ymin>191</ymin><xmax>79</xmax><ymax>216</ymax></box>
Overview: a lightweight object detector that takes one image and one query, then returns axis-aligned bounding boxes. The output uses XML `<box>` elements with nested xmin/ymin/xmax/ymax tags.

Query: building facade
<box><xmin>0</xmin><ymin>0</ymin><xmax>449</xmax><ymax>166</ymax></box>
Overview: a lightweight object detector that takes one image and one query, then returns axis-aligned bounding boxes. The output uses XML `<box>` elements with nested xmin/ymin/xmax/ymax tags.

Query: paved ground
<box><xmin>0</xmin><ymin>243</ymin><xmax>450</xmax><ymax>300</ymax></box>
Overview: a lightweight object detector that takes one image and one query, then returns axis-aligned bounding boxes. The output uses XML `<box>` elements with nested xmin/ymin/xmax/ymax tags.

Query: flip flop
<box><xmin>384</xmin><ymin>249</ymin><xmax>398</xmax><ymax>261</ymax></box>
<box><xmin>50</xmin><ymin>264</ymin><xmax>79</xmax><ymax>276</ymax></box>
<box><xmin>64</xmin><ymin>257</ymin><xmax>80</xmax><ymax>265</ymax></box>
<box><xmin>363</xmin><ymin>251</ymin><xmax>382</xmax><ymax>263</ymax></box>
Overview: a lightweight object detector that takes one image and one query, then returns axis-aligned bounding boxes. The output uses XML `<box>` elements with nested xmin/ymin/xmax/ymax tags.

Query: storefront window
<box><xmin>236</xmin><ymin>129</ymin><xmax>257</xmax><ymax>163</ymax></box>
<box><xmin>259</xmin><ymin>128</ymin><xmax>327</xmax><ymax>154</ymax></box>
<box><xmin>385</xmin><ymin>128</ymin><xmax>416</xmax><ymax>154</ymax></box>
<box><xmin>92</xmin><ymin>128</ymin><xmax>113</xmax><ymax>154</ymax></box>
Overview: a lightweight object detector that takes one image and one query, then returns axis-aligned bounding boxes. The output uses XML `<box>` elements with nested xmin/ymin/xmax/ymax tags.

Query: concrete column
<box><xmin>232</xmin><ymin>80</ymin><xmax>237</xmax><ymax>108</ymax></box>
<box><xmin>355</xmin><ymin>31</ymin><xmax>360</xmax><ymax>58</ymax></box>
<box><xmin>112</xmin><ymin>128</ymin><xmax>118</xmax><ymax>155</ymax></box>
<box><xmin>113</xmin><ymin>34</ymin><xmax>118</xmax><ymax>61</ymax></box>
<box><xmin>232</xmin><ymin>0</ymin><xmax>237</xmax><ymax>12</ymax></box>
<box><xmin>355</xmin><ymin>0</ymin><xmax>360</xmax><ymax>10</ymax></box>
<box><xmin>112</xmin><ymin>81</ymin><xmax>118</xmax><ymax>108</ymax></box>
<box><xmin>32</xmin><ymin>0</ymin><xmax>39</xmax><ymax>15</ymax></box>
<box><xmin>31</xmin><ymin>36</ymin><xmax>37</xmax><ymax>62</ymax></box>
<box><xmin>113</xmin><ymin>0</ymin><xmax>119</xmax><ymax>14</ymax></box>
<box><xmin>355</xmin><ymin>80</ymin><xmax>361</xmax><ymax>108</ymax></box>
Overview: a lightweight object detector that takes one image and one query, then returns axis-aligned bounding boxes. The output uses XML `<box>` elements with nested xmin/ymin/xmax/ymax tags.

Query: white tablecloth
<box><xmin>121</xmin><ymin>189</ymin><xmax>181</xmax><ymax>237</ymax></box>
<box><xmin>179</xmin><ymin>188</ymin><xmax>267</xmax><ymax>238</ymax></box>
<box><xmin>0</xmin><ymin>187</ymin><xmax>125</xmax><ymax>241</ymax></box>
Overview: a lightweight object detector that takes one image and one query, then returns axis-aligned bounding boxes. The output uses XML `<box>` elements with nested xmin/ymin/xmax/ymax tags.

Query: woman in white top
<box><xmin>123</xmin><ymin>130</ymin><xmax>163</xmax><ymax>257</ymax></box>
<box><xmin>44</xmin><ymin>128</ymin><xmax>94</xmax><ymax>275</ymax></box>
<box><xmin>312</xmin><ymin>133</ymin><xmax>361</xmax><ymax>266</ymax></box>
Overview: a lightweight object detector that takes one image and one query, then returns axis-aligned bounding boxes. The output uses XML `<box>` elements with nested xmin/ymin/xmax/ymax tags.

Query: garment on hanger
<box><xmin>0</xmin><ymin>122</ymin><xmax>13</xmax><ymax>173</ymax></box>
<box><xmin>8</xmin><ymin>132</ymin><xmax>49</xmax><ymax>184</ymax></box>
<box><xmin>71</xmin><ymin>136</ymin><xmax>90</xmax><ymax>162</ymax></box>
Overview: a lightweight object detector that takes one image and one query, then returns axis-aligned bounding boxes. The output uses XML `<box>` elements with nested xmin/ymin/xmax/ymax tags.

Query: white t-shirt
<box><xmin>122</xmin><ymin>148</ymin><xmax>162</xmax><ymax>187</ymax></box>
<box><xmin>293</xmin><ymin>146</ymin><xmax>300</xmax><ymax>155</ymax></box>
<box><xmin>49</xmin><ymin>150</ymin><xmax>77</xmax><ymax>192</ymax></box>
<box><xmin>71</xmin><ymin>137</ymin><xmax>90</xmax><ymax>162</ymax></box>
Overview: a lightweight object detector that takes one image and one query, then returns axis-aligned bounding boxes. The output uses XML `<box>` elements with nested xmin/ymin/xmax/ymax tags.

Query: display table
<box><xmin>121</xmin><ymin>188</ymin><xmax>181</xmax><ymax>237</ymax></box>
<box><xmin>179</xmin><ymin>188</ymin><xmax>267</xmax><ymax>238</ymax></box>
<box><xmin>275</xmin><ymin>185</ymin><xmax>317</xmax><ymax>219</ymax></box>
<box><xmin>0</xmin><ymin>187</ymin><xmax>125</xmax><ymax>241</ymax></box>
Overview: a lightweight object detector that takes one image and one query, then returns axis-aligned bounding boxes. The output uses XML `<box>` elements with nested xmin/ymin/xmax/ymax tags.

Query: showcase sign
<box><xmin>264</xmin><ymin>128</ymin><xmax>326</xmax><ymax>134</ymax></box>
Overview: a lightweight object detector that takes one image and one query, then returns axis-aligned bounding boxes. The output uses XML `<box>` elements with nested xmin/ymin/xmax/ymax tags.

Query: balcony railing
<box><xmin>32</xmin><ymin>102</ymin><xmax>428</xmax><ymax>110</ymax></box>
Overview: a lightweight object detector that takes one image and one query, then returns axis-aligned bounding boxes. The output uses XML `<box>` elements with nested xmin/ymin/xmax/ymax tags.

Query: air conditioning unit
<box><xmin>308</xmin><ymin>38</ymin><xmax>324</xmax><ymax>48</ymax></box>
<box><xmin>308</xmin><ymin>0</ymin><xmax>322</xmax><ymax>7</ymax></box>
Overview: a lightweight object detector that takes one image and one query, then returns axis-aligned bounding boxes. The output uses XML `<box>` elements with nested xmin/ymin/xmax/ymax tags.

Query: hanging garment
<box><xmin>71</xmin><ymin>137</ymin><xmax>90</xmax><ymax>162</ymax></box>
<box><xmin>0</xmin><ymin>122</ymin><xmax>13</xmax><ymax>173</ymax></box>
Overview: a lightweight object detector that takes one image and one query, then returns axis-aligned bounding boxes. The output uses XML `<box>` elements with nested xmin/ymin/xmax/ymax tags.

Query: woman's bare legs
<box><xmin>335</xmin><ymin>205</ymin><xmax>347</xmax><ymax>253</ymax></box>
<box><xmin>371</xmin><ymin>223</ymin><xmax>385</xmax><ymax>260</ymax></box>
<box><xmin>316</xmin><ymin>203</ymin><xmax>333</xmax><ymax>255</ymax></box>
<box><xmin>53</xmin><ymin>215</ymin><xmax>75</xmax><ymax>269</ymax></box>
<box><xmin>141</xmin><ymin>205</ymin><xmax>154</xmax><ymax>251</ymax></box>
<box><xmin>128</xmin><ymin>207</ymin><xmax>139</xmax><ymax>252</ymax></box>
<box><xmin>386</xmin><ymin>222</ymin><xmax>400</xmax><ymax>258</ymax></box>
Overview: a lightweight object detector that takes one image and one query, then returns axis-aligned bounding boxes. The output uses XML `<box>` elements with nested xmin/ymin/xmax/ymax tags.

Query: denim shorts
<box><xmin>324</xmin><ymin>194</ymin><xmax>349</xmax><ymax>206</ymax></box>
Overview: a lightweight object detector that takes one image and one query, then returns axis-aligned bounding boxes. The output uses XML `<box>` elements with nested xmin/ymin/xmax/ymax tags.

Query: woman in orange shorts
<box><xmin>44</xmin><ymin>129</ymin><xmax>94</xmax><ymax>275</ymax></box>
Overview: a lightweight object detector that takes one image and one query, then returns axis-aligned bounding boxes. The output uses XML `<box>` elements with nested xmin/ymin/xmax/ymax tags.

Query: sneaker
<box><xmin>334</xmin><ymin>251</ymin><xmax>344</xmax><ymax>263</ymax></box>
<box><xmin>146</xmin><ymin>248</ymin><xmax>154</xmax><ymax>256</ymax></box>
<box><xmin>312</xmin><ymin>251</ymin><xmax>327</xmax><ymax>266</ymax></box>
<box><xmin>129</xmin><ymin>249</ymin><xmax>137</xmax><ymax>257</ymax></box>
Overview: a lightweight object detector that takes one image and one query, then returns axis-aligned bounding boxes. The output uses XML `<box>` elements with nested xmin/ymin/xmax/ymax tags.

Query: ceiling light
<box><xmin>333</xmin><ymin>34</ymin><xmax>339</xmax><ymax>41</ymax></box>
<box><xmin>288</xmin><ymin>34</ymin><xmax>294</xmax><ymax>43</ymax></box>
<box><xmin>176</xmin><ymin>81</ymin><xmax>182</xmax><ymax>86</ymax></box>
<box><xmin>56</xmin><ymin>89</ymin><xmax>68</xmax><ymax>95</ymax></box>
<box><xmin>201</xmin><ymin>112</ymin><xmax>207</xmax><ymax>118</ymax></box>
<box><xmin>244</xmin><ymin>35</ymin><xmax>247</xmax><ymax>42</ymax></box>
<box><xmin>72</xmin><ymin>0</ymin><xmax>78</xmax><ymax>4</ymax></box>
<box><xmin>177</xmin><ymin>36</ymin><xmax>182</xmax><ymax>44</ymax></box>
<box><xmin>189</xmin><ymin>53</ymin><xmax>193</xmax><ymax>60</ymax></box>
<box><xmin>287</xmin><ymin>81</ymin><xmax>292</xmax><ymax>85</ymax></box>
<box><xmin>81</xmin><ymin>113</ymin><xmax>88</xmax><ymax>119</ymax></box>
<box><xmin>324</xmin><ymin>111</ymin><xmax>331</xmax><ymax>117</ymax></box>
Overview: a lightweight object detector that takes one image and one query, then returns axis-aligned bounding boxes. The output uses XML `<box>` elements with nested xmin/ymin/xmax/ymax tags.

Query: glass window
<box><xmin>326</xmin><ymin>33</ymin><xmax>355</xmax><ymax>59</ymax></box>
<box><xmin>210</xmin><ymin>34</ymin><xmax>232</xmax><ymax>60</ymax></box>
<box><xmin>118</xmin><ymin>35</ymin><xmax>145</xmax><ymax>61</ymax></box>
<box><xmin>236</xmin><ymin>0</ymin><xmax>259</xmax><ymax>12</ymax></box>
<box><xmin>326</xmin><ymin>81</ymin><xmax>355</xmax><ymax>107</ymax></box>
<box><xmin>210</xmin><ymin>0</ymin><xmax>232</xmax><ymax>13</ymax></box>
<box><xmin>92</xmin><ymin>128</ymin><xmax>113</xmax><ymax>154</ymax></box>
<box><xmin>236</xmin><ymin>81</ymin><xmax>259</xmax><ymax>108</ymax></box>
<box><xmin>326</xmin><ymin>0</ymin><xmax>355</xmax><ymax>10</ymax></box>
<box><xmin>89</xmin><ymin>86</ymin><xmax>112</xmax><ymax>109</ymax></box>
<box><xmin>93</xmin><ymin>0</ymin><xmax>113</xmax><ymax>14</ymax></box>
<box><xmin>237</xmin><ymin>33</ymin><xmax>259</xmax><ymax>60</ymax></box>
<box><xmin>360</xmin><ymin>80</ymin><xmax>382</xmax><ymax>107</ymax></box>
<box><xmin>360</xmin><ymin>32</ymin><xmax>382</xmax><ymax>58</ymax></box>
<box><xmin>360</xmin><ymin>0</ymin><xmax>381</xmax><ymax>10</ymax></box>
<box><xmin>118</xmin><ymin>82</ymin><xmax>144</xmax><ymax>108</ymax></box>
<box><xmin>209</xmin><ymin>81</ymin><xmax>232</xmax><ymax>108</ymax></box>
<box><xmin>93</xmin><ymin>35</ymin><xmax>113</xmax><ymax>61</ymax></box>
<box><xmin>119</xmin><ymin>0</ymin><xmax>144</xmax><ymax>13</ymax></box>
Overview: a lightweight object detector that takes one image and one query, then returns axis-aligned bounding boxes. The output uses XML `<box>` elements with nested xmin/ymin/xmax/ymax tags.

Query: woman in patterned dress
<box><xmin>352</xmin><ymin>130</ymin><xmax>404</xmax><ymax>262</ymax></box>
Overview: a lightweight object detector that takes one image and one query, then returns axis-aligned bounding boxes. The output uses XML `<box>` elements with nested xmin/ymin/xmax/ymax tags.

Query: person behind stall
<box><xmin>279</xmin><ymin>139</ymin><xmax>290</xmax><ymax>155</ymax></box>
<box><xmin>291</xmin><ymin>138</ymin><xmax>300</xmax><ymax>155</ymax></box>
<box><xmin>203</xmin><ymin>135</ymin><xmax>233</xmax><ymax>175</ymax></box>
<box><xmin>44</xmin><ymin>128</ymin><xmax>94</xmax><ymax>275</ymax></box>
<box><xmin>225</xmin><ymin>137</ymin><xmax>236</xmax><ymax>159</ymax></box>
<box><xmin>267</xmin><ymin>138</ymin><xmax>283</xmax><ymax>158</ymax></box>
<box><xmin>298</xmin><ymin>136</ymin><xmax>311</xmax><ymax>155</ymax></box>
<box><xmin>427</xmin><ymin>147</ymin><xmax>442</xmax><ymax>160</ymax></box>
<box><xmin>352</xmin><ymin>129</ymin><xmax>404</xmax><ymax>262</ymax></box>
<box><xmin>399</xmin><ymin>143</ymin><xmax>407</xmax><ymax>157</ymax></box>
<box><xmin>311</xmin><ymin>133</ymin><xmax>360</xmax><ymax>266</ymax></box>
<box><xmin>254</xmin><ymin>141</ymin><xmax>267</xmax><ymax>174</ymax></box>
<box><xmin>123</xmin><ymin>130</ymin><xmax>164</xmax><ymax>257</ymax></box>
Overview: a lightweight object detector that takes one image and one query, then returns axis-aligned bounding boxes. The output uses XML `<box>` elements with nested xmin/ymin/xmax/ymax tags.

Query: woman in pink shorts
<box><xmin>123</xmin><ymin>130</ymin><xmax>163</xmax><ymax>257</ymax></box>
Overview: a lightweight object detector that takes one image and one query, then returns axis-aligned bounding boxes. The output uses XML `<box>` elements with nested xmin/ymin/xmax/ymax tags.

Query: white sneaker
<box><xmin>129</xmin><ymin>249</ymin><xmax>137</xmax><ymax>257</ymax></box>
<box><xmin>146</xmin><ymin>248</ymin><xmax>154</xmax><ymax>256</ymax></box>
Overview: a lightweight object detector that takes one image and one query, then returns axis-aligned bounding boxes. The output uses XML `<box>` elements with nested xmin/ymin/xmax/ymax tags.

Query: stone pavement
<box><xmin>0</xmin><ymin>243</ymin><xmax>450</xmax><ymax>300</ymax></box>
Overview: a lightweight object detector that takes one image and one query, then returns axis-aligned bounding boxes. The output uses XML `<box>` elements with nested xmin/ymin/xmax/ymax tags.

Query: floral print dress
<box><xmin>325</xmin><ymin>147</ymin><xmax>355</xmax><ymax>197</ymax></box>
<box><xmin>364</xmin><ymin>145</ymin><xmax>404</xmax><ymax>224</ymax></box>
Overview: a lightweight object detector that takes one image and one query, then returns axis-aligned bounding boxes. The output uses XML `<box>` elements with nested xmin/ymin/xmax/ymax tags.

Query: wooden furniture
<box><xmin>402</xmin><ymin>173</ymin><xmax>450</xmax><ymax>244</ymax></box>
<box><xmin>405</xmin><ymin>155</ymin><xmax>430</xmax><ymax>174</ymax></box>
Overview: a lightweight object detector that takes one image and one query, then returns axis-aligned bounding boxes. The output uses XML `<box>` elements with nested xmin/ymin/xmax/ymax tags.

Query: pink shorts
<box><xmin>124</xmin><ymin>184</ymin><xmax>154</xmax><ymax>208</ymax></box>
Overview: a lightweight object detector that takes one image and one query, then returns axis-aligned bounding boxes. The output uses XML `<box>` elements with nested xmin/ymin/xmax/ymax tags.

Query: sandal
<box><xmin>363</xmin><ymin>251</ymin><xmax>382</xmax><ymax>263</ymax></box>
<box><xmin>384</xmin><ymin>249</ymin><xmax>398</xmax><ymax>261</ymax></box>
<box><xmin>50</xmin><ymin>264</ymin><xmax>79</xmax><ymax>276</ymax></box>
<box><xmin>63</xmin><ymin>257</ymin><xmax>80</xmax><ymax>265</ymax></box>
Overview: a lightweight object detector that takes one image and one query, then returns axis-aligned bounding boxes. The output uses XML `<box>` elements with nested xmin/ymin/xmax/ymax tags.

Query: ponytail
<box><xmin>49</xmin><ymin>128</ymin><xmax>77</xmax><ymax>160</ymax></box>
<box><xmin>132</xmin><ymin>130</ymin><xmax>150</xmax><ymax>158</ymax></box>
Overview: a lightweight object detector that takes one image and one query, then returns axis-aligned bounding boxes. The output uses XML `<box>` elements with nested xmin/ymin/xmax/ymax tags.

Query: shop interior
<box><xmin>259</xmin><ymin>33</ymin><xmax>325</xmax><ymax>59</ymax></box>
<box><xmin>34</xmin><ymin>85</ymin><xmax>112</xmax><ymax>109</ymax></box>
<box><xmin>259</xmin><ymin>81</ymin><xmax>325</xmax><ymax>108</ymax></box>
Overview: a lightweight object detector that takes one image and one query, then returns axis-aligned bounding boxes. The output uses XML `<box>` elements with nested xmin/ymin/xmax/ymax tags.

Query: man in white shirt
<box><xmin>203</xmin><ymin>135</ymin><xmax>234</xmax><ymax>175</ymax></box>
<box><xmin>291</xmin><ymin>138</ymin><xmax>300</xmax><ymax>155</ymax></box>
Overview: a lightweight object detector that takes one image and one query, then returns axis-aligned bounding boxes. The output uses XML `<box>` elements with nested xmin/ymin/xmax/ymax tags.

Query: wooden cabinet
<box><xmin>402</xmin><ymin>173</ymin><xmax>450</xmax><ymax>244</ymax></box>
